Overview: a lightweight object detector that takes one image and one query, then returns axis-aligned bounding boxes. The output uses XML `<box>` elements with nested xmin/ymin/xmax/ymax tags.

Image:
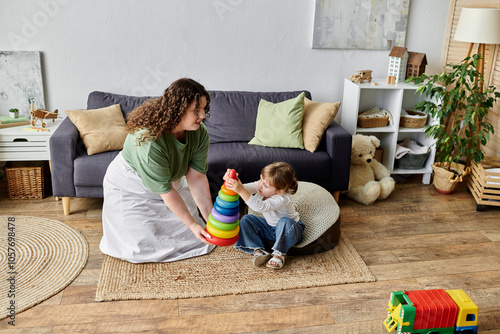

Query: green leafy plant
<box><xmin>406</xmin><ymin>54</ymin><xmax>500</xmax><ymax>170</ymax></box>
<box><xmin>9</xmin><ymin>108</ymin><xmax>19</xmax><ymax>113</ymax></box>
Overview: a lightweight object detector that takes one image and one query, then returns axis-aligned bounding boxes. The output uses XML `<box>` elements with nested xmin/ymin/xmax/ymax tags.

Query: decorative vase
<box><xmin>9</xmin><ymin>111</ymin><xmax>19</xmax><ymax>118</ymax></box>
<box><xmin>432</xmin><ymin>162</ymin><xmax>470</xmax><ymax>194</ymax></box>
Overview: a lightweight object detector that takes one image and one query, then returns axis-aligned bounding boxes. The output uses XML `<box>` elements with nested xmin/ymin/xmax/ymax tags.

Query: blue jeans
<box><xmin>234</xmin><ymin>215</ymin><xmax>305</xmax><ymax>255</ymax></box>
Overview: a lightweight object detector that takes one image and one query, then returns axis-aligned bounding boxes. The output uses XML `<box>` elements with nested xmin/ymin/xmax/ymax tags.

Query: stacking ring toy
<box><xmin>216</xmin><ymin>197</ymin><xmax>239</xmax><ymax>209</ymax></box>
<box><xmin>206</xmin><ymin>222</ymin><xmax>240</xmax><ymax>239</ymax></box>
<box><xmin>208</xmin><ymin>215</ymin><xmax>239</xmax><ymax>231</ymax></box>
<box><xmin>211</xmin><ymin>208</ymin><xmax>240</xmax><ymax>223</ymax></box>
<box><xmin>221</xmin><ymin>184</ymin><xmax>238</xmax><ymax>196</ymax></box>
<box><xmin>213</xmin><ymin>202</ymin><xmax>239</xmax><ymax>216</ymax></box>
<box><xmin>206</xmin><ymin>231</ymin><xmax>239</xmax><ymax>246</ymax></box>
<box><xmin>207</xmin><ymin>169</ymin><xmax>241</xmax><ymax>247</ymax></box>
<box><xmin>218</xmin><ymin>190</ymin><xmax>239</xmax><ymax>202</ymax></box>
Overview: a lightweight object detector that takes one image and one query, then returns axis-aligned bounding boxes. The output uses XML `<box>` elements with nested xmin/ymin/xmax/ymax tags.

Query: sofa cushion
<box><xmin>74</xmin><ymin>150</ymin><xmax>120</xmax><ymax>187</ymax></box>
<box><xmin>302</xmin><ymin>98</ymin><xmax>341</xmax><ymax>153</ymax></box>
<box><xmin>249</xmin><ymin>92</ymin><xmax>305</xmax><ymax>149</ymax></box>
<box><xmin>205</xmin><ymin>90</ymin><xmax>312</xmax><ymax>144</ymax></box>
<box><xmin>207</xmin><ymin>142</ymin><xmax>331</xmax><ymax>186</ymax></box>
<box><xmin>65</xmin><ymin>104</ymin><xmax>128</xmax><ymax>155</ymax></box>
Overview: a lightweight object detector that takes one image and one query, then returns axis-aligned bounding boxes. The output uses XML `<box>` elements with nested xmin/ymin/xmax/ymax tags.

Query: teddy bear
<box><xmin>345</xmin><ymin>134</ymin><xmax>395</xmax><ymax>205</ymax></box>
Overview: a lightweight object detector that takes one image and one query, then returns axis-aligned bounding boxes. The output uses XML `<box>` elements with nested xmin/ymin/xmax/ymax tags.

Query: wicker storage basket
<box><xmin>468</xmin><ymin>157</ymin><xmax>500</xmax><ymax>211</ymax></box>
<box><xmin>4</xmin><ymin>161</ymin><xmax>50</xmax><ymax>199</ymax></box>
<box><xmin>432</xmin><ymin>162</ymin><xmax>470</xmax><ymax>194</ymax></box>
<box><xmin>394</xmin><ymin>141</ymin><xmax>429</xmax><ymax>169</ymax></box>
<box><xmin>400</xmin><ymin>109</ymin><xmax>427</xmax><ymax>128</ymax></box>
<box><xmin>357</xmin><ymin>116</ymin><xmax>389</xmax><ymax>128</ymax></box>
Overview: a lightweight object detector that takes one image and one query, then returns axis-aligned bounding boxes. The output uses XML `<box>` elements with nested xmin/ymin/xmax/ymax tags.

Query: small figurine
<box><xmin>29</xmin><ymin>103</ymin><xmax>58</xmax><ymax>128</ymax></box>
<box><xmin>386</xmin><ymin>76</ymin><xmax>396</xmax><ymax>85</ymax></box>
<box><xmin>350</xmin><ymin>70</ymin><xmax>373</xmax><ymax>84</ymax></box>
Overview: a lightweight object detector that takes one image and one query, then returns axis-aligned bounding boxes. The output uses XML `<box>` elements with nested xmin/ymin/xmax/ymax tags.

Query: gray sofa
<box><xmin>50</xmin><ymin>90</ymin><xmax>352</xmax><ymax>215</ymax></box>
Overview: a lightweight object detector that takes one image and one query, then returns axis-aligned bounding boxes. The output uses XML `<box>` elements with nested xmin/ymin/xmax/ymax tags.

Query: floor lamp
<box><xmin>453</xmin><ymin>7</ymin><xmax>500</xmax><ymax>81</ymax></box>
<box><xmin>453</xmin><ymin>8</ymin><xmax>500</xmax><ymax>156</ymax></box>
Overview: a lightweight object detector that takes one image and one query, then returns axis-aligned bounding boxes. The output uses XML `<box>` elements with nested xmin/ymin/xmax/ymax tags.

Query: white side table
<box><xmin>0</xmin><ymin>118</ymin><xmax>63</xmax><ymax>162</ymax></box>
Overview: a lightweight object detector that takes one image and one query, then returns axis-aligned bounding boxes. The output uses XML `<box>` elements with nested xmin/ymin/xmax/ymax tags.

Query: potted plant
<box><xmin>406</xmin><ymin>54</ymin><xmax>500</xmax><ymax>194</ymax></box>
<box><xmin>9</xmin><ymin>108</ymin><xmax>19</xmax><ymax>118</ymax></box>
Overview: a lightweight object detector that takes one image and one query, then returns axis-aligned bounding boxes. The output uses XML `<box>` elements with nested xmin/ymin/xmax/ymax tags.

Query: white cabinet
<box><xmin>341</xmin><ymin>78</ymin><xmax>436</xmax><ymax>184</ymax></box>
<box><xmin>0</xmin><ymin>119</ymin><xmax>62</xmax><ymax>161</ymax></box>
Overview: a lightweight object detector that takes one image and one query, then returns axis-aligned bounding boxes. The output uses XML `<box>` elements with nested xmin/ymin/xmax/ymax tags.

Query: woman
<box><xmin>99</xmin><ymin>78</ymin><xmax>215</xmax><ymax>263</ymax></box>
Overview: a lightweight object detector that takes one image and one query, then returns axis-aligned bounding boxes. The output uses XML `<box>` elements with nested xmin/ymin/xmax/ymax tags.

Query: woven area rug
<box><xmin>96</xmin><ymin>234</ymin><xmax>375</xmax><ymax>301</ymax></box>
<box><xmin>0</xmin><ymin>216</ymin><xmax>88</xmax><ymax>319</ymax></box>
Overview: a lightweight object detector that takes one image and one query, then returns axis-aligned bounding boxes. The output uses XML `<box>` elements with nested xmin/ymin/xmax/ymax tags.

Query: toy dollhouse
<box><xmin>406</xmin><ymin>51</ymin><xmax>427</xmax><ymax>78</ymax></box>
<box><xmin>387</xmin><ymin>46</ymin><xmax>408</xmax><ymax>83</ymax></box>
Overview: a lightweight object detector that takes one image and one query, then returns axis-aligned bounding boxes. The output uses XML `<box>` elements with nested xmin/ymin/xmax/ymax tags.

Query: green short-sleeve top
<box><xmin>121</xmin><ymin>123</ymin><xmax>210</xmax><ymax>194</ymax></box>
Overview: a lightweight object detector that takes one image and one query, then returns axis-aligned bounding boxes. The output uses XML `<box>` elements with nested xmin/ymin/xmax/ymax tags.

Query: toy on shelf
<box><xmin>383</xmin><ymin>289</ymin><xmax>478</xmax><ymax>334</ymax></box>
<box><xmin>387</xmin><ymin>46</ymin><xmax>408</xmax><ymax>83</ymax></box>
<box><xmin>350</xmin><ymin>70</ymin><xmax>372</xmax><ymax>84</ymax></box>
<box><xmin>386</xmin><ymin>75</ymin><xmax>396</xmax><ymax>85</ymax></box>
<box><xmin>407</xmin><ymin>51</ymin><xmax>427</xmax><ymax>78</ymax></box>
<box><xmin>29</xmin><ymin>103</ymin><xmax>58</xmax><ymax>128</ymax></box>
<box><xmin>206</xmin><ymin>169</ymin><xmax>240</xmax><ymax>246</ymax></box>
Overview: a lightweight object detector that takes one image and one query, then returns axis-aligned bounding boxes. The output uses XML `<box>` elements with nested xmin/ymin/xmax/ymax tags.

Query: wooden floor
<box><xmin>1</xmin><ymin>176</ymin><xmax>500</xmax><ymax>334</ymax></box>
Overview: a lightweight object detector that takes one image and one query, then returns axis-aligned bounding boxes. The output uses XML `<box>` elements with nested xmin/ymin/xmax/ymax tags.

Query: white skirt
<box><xmin>99</xmin><ymin>152</ymin><xmax>215</xmax><ymax>263</ymax></box>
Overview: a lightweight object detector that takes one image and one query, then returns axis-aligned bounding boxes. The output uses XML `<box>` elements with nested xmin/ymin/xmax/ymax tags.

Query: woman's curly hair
<box><xmin>125</xmin><ymin>78</ymin><xmax>210</xmax><ymax>144</ymax></box>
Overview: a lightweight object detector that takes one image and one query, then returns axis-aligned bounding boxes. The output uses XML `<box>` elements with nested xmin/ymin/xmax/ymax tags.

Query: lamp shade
<box><xmin>454</xmin><ymin>8</ymin><xmax>500</xmax><ymax>44</ymax></box>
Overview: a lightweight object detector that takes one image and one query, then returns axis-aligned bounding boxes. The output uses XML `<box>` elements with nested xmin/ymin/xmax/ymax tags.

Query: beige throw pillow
<box><xmin>302</xmin><ymin>97</ymin><xmax>341</xmax><ymax>153</ymax></box>
<box><xmin>65</xmin><ymin>104</ymin><xmax>127</xmax><ymax>155</ymax></box>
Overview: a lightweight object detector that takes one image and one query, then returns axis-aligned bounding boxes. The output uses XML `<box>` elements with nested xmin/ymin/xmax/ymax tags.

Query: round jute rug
<box><xmin>0</xmin><ymin>216</ymin><xmax>88</xmax><ymax>320</ymax></box>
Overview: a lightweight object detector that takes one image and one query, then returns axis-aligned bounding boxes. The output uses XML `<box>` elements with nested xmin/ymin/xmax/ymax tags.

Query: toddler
<box><xmin>224</xmin><ymin>162</ymin><xmax>305</xmax><ymax>269</ymax></box>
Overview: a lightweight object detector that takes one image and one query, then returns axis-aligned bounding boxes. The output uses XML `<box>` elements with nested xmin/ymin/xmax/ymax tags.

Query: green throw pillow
<box><xmin>249</xmin><ymin>92</ymin><xmax>305</xmax><ymax>149</ymax></box>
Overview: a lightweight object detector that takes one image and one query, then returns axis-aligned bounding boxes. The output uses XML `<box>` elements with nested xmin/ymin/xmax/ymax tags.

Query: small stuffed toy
<box><xmin>346</xmin><ymin>134</ymin><xmax>395</xmax><ymax>205</ymax></box>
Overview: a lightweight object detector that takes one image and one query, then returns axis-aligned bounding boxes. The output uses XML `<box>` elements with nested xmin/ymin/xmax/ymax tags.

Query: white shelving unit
<box><xmin>341</xmin><ymin>78</ymin><xmax>436</xmax><ymax>184</ymax></box>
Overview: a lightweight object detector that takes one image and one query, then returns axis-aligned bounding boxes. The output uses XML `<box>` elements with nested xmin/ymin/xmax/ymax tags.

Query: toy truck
<box><xmin>383</xmin><ymin>289</ymin><xmax>478</xmax><ymax>334</ymax></box>
<box><xmin>350</xmin><ymin>70</ymin><xmax>373</xmax><ymax>83</ymax></box>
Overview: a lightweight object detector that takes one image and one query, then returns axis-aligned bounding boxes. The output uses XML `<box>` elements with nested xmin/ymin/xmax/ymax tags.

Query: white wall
<box><xmin>0</xmin><ymin>0</ymin><xmax>450</xmax><ymax>114</ymax></box>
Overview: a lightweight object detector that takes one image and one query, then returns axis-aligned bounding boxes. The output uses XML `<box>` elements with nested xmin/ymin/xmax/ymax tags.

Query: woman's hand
<box><xmin>188</xmin><ymin>222</ymin><xmax>214</xmax><ymax>245</ymax></box>
<box><xmin>160</xmin><ymin>188</ymin><xmax>214</xmax><ymax>246</ymax></box>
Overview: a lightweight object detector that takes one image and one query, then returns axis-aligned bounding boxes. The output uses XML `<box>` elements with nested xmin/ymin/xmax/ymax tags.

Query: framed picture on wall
<box><xmin>313</xmin><ymin>0</ymin><xmax>410</xmax><ymax>50</ymax></box>
<box><xmin>0</xmin><ymin>51</ymin><xmax>46</xmax><ymax>117</ymax></box>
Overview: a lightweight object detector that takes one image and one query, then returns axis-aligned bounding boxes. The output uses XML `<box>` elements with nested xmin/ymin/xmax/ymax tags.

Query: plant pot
<box><xmin>9</xmin><ymin>112</ymin><xmax>19</xmax><ymax>118</ymax></box>
<box><xmin>432</xmin><ymin>162</ymin><xmax>470</xmax><ymax>194</ymax></box>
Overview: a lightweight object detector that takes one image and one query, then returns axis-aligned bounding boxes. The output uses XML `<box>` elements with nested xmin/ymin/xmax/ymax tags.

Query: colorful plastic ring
<box><xmin>221</xmin><ymin>184</ymin><xmax>238</xmax><ymax>196</ymax></box>
<box><xmin>208</xmin><ymin>214</ymin><xmax>239</xmax><ymax>231</ymax></box>
<box><xmin>205</xmin><ymin>231</ymin><xmax>239</xmax><ymax>247</ymax></box>
<box><xmin>211</xmin><ymin>208</ymin><xmax>239</xmax><ymax>223</ymax></box>
<box><xmin>216</xmin><ymin>197</ymin><xmax>239</xmax><ymax>209</ymax></box>
<box><xmin>214</xmin><ymin>202</ymin><xmax>239</xmax><ymax>216</ymax></box>
<box><xmin>206</xmin><ymin>222</ymin><xmax>240</xmax><ymax>239</ymax></box>
<box><xmin>218</xmin><ymin>190</ymin><xmax>239</xmax><ymax>202</ymax></box>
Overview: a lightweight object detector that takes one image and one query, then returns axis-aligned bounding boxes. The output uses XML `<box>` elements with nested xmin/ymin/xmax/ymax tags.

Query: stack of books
<box><xmin>0</xmin><ymin>115</ymin><xmax>30</xmax><ymax>129</ymax></box>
